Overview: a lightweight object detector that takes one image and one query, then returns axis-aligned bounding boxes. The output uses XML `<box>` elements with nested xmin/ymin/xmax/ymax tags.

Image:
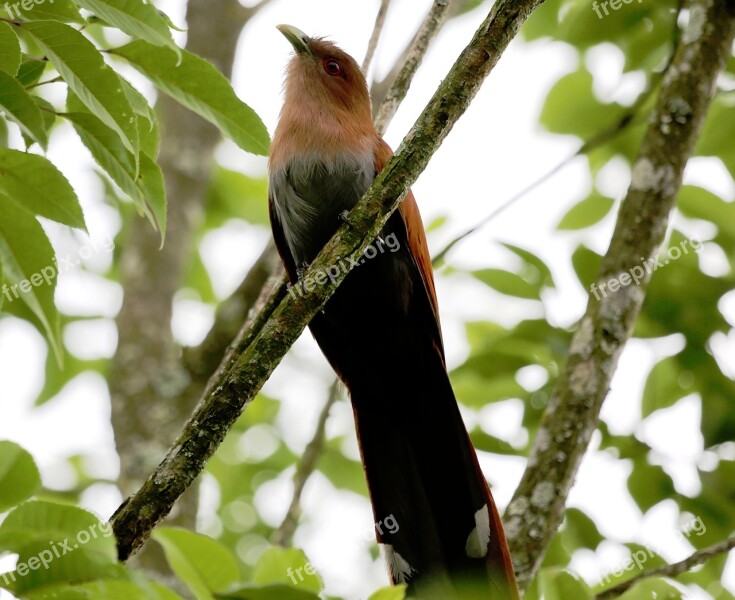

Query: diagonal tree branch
<box><xmin>431</xmin><ymin>58</ymin><xmax>670</xmax><ymax>266</ymax></box>
<box><xmin>110</xmin><ymin>0</ymin><xmax>548</xmax><ymax>560</ymax></box>
<box><xmin>362</xmin><ymin>0</ymin><xmax>392</xmax><ymax>72</ymax></box>
<box><xmin>503</xmin><ymin>0</ymin><xmax>735</xmax><ymax>589</ymax></box>
<box><xmin>595</xmin><ymin>535</ymin><xmax>735</xmax><ymax>599</ymax></box>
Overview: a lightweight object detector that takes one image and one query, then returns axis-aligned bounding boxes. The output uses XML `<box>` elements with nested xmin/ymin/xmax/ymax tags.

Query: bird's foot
<box><xmin>296</xmin><ymin>262</ymin><xmax>310</xmax><ymax>280</ymax></box>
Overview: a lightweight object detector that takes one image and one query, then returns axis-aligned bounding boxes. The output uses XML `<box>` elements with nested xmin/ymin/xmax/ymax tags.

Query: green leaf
<box><xmin>0</xmin><ymin>149</ymin><xmax>84</xmax><ymax>228</ymax></box>
<box><xmin>367</xmin><ymin>585</ymin><xmax>407</xmax><ymax>600</ymax></box>
<box><xmin>0</xmin><ymin>500</ymin><xmax>119</xmax><ymax>595</ymax></box>
<box><xmin>117</xmin><ymin>78</ymin><xmax>158</xmax><ymax>156</ymax></box>
<box><xmin>0</xmin><ymin>22</ymin><xmax>21</xmax><ymax>75</ymax></box>
<box><xmin>112</xmin><ymin>41</ymin><xmax>269</xmax><ymax>155</ymax></box>
<box><xmin>65</xmin><ymin>109</ymin><xmax>136</xmax><ymax>193</ymax></box>
<box><xmin>540</xmin><ymin>68</ymin><xmax>615</xmax><ymax>139</ymax></box>
<box><xmin>520</xmin><ymin>0</ymin><xmax>560</xmax><ymax>41</ymax></box>
<box><xmin>34</xmin><ymin>96</ymin><xmax>56</xmax><ymax>130</ymax></box>
<box><xmin>251</xmin><ymin>547</ymin><xmax>322</xmax><ymax>595</ymax></box>
<box><xmin>571</xmin><ymin>244</ymin><xmax>602</xmax><ymax>292</ymax></box>
<box><xmin>16</xmin><ymin>59</ymin><xmax>47</xmax><ymax>86</ymax></box>
<box><xmin>469</xmin><ymin>429</ymin><xmax>518</xmax><ymax>455</ymax></box>
<box><xmin>137</xmin><ymin>151</ymin><xmax>166</xmax><ymax>240</ymax></box>
<box><xmin>22</xmin><ymin>21</ymin><xmax>139</xmax><ymax>157</ymax></box>
<box><xmin>641</xmin><ymin>356</ymin><xmax>693</xmax><ymax>418</ymax></box>
<box><xmin>205</xmin><ymin>167</ymin><xmax>270</xmax><ymax>228</ymax></box>
<box><xmin>557</xmin><ymin>193</ymin><xmax>615</xmax><ymax>230</ymax></box>
<box><xmin>135</xmin><ymin>108</ymin><xmax>158</xmax><ymax>157</ymax></box>
<box><xmin>539</xmin><ymin>568</ymin><xmax>593</xmax><ymax>600</ymax></box>
<box><xmin>318</xmin><ymin>437</ymin><xmax>365</xmax><ymax>495</ymax></box>
<box><xmin>216</xmin><ymin>585</ymin><xmax>320</xmax><ymax>600</ymax></box>
<box><xmin>155</xmin><ymin>9</ymin><xmax>185</xmax><ymax>32</ymax></box>
<box><xmin>0</xmin><ymin>113</ymin><xmax>8</xmax><ymax>147</ymax></box>
<box><xmin>0</xmin><ymin>194</ymin><xmax>62</xmax><ymax>361</ymax></box>
<box><xmin>0</xmin><ymin>441</ymin><xmax>41</xmax><ymax>512</ymax></box>
<box><xmin>35</xmin><ymin>338</ymin><xmax>107</xmax><ymax>406</ymax></box>
<box><xmin>8</xmin><ymin>0</ymin><xmax>83</xmax><ymax>23</ymax></box>
<box><xmin>25</xmin><ymin>579</ymin><xmax>185</xmax><ymax>600</ymax></box>
<box><xmin>627</xmin><ymin>461</ymin><xmax>675</xmax><ymax>513</ymax></box>
<box><xmin>696</xmin><ymin>96</ymin><xmax>735</xmax><ymax>166</ymax></box>
<box><xmin>118</xmin><ymin>75</ymin><xmax>151</xmax><ymax>121</ymax></box>
<box><xmin>453</xmin><ymin>371</ymin><xmax>526</xmax><ymax>407</ymax></box>
<box><xmin>64</xmin><ymin>110</ymin><xmax>165</xmax><ymax>239</ymax></box>
<box><xmin>616</xmin><ymin>577</ymin><xmax>683</xmax><ymax>600</ymax></box>
<box><xmin>677</xmin><ymin>185</ymin><xmax>735</xmax><ymax>245</ymax></box>
<box><xmin>501</xmin><ymin>242</ymin><xmax>555</xmax><ymax>289</ymax></box>
<box><xmin>561</xmin><ymin>508</ymin><xmax>603</xmax><ymax>551</ymax></box>
<box><xmin>153</xmin><ymin>527</ymin><xmax>241</xmax><ymax>600</ymax></box>
<box><xmin>541</xmin><ymin>534</ymin><xmax>571</xmax><ymax>569</ymax></box>
<box><xmin>73</xmin><ymin>0</ymin><xmax>180</xmax><ymax>56</ymax></box>
<box><xmin>0</xmin><ymin>70</ymin><xmax>48</xmax><ymax>149</ymax></box>
<box><xmin>425</xmin><ymin>215</ymin><xmax>447</xmax><ymax>234</ymax></box>
<box><xmin>472</xmin><ymin>268</ymin><xmax>540</xmax><ymax>300</ymax></box>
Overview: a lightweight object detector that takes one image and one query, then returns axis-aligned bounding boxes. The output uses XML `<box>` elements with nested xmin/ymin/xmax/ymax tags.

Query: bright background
<box><xmin>1</xmin><ymin>0</ymin><xmax>734</xmax><ymax>598</ymax></box>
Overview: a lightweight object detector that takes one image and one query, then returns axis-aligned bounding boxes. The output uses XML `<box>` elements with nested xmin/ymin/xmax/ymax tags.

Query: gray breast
<box><xmin>270</xmin><ymin>153</ymin><xmax>375</xmax><ymax>268</ymax></box>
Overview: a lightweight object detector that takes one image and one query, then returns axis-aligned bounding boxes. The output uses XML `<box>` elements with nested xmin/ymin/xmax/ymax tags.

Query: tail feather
<box><xmin>350</xmin><ymin>347</ymin><xmax>519</xmax><ymax>599</ymax></box>
<box><xmin>299</xmin><ymin>213</ymin><xmax>519</xmax><ymax>597</ymax></box>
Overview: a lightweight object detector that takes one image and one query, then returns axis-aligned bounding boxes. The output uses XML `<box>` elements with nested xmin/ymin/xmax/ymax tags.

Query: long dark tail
<box><xmin>349</xmin><ymin>346</ymin><xmax>520</xmax><ymax>599</ymax></box>
<box><xmin>299</xmin><ymin>212</ymin><xmax>519</xmax><ymax>597</ymax></box>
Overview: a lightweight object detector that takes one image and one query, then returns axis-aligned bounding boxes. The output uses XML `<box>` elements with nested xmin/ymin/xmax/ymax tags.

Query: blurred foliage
<box><xmin>1</xmin><ymin>0</ymin><xmax>735</xmax><ymax>598</ymax></box>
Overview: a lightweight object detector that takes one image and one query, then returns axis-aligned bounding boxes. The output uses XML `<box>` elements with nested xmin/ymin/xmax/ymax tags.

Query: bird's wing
<box><xmin>373</xmin><ymin>137</ymin><xmax>444</xmax><ymax>356</ymax></box>
<box><xmin>268</xmin><ymin>192</ymin><xmax>298</xmax><ymax>281</ymax></box>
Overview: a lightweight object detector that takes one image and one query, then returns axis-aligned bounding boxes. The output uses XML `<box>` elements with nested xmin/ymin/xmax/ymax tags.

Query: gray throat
<box><xmin>270</xmin><ymin>151</ymin><xmax>375</xmax><ymax>268</ymax></box>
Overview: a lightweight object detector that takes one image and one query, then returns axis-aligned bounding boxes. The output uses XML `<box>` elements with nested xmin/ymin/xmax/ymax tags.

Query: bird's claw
<box><xmin>339</xmin><ymin>210</ymin><xmax>352</xmax><ymax>225</ymax></box>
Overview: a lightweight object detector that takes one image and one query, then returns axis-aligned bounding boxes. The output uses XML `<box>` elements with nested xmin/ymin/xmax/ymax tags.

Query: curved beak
<box><xmin>277</xmin><ymin>24</ymin><xmax>313</xmax><ymax>56</ymax></box>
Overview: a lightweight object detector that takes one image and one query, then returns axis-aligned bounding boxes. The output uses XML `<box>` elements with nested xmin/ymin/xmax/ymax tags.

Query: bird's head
<box><xmin>276</xmin><ymin>24</ymin><xmax>372</xmax><ymax>123</ymax></box>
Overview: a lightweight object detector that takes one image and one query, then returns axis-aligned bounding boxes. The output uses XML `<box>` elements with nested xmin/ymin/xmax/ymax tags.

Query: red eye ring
<box><xmin>323</xmin><ymin>58</ymin><xmax>342</xmax><ymax>76</ymax></box>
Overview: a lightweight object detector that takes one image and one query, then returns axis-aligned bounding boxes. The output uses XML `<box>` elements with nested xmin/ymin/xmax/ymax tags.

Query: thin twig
<box><xmin>595</xmin><ymin>536</ymin><xmax>735</xmax><ymax>599</ymax></box>
<box><xmin>242</xmin><ymin>0</ymin><xmax>279</xmax><ymax>20</ymax></box>
<box><xmin>25</xmin><ymin>76</ymin><xmax>63</xmax><ymax>89</ymax></box>
<box><xmin>432</xmin><ymin>59</ymin><xmax>669</xmax><ymax>266</ymax></box>
<box><xmin>362</xmin><ymin>0</ymin><xmax>392</xmax><ymax>73</ymax></box>
<box><xmin>271</xmin><ymin>379</ymin><xmax>342</xmax><ymax>547</ymax></box>
<box><xmin>374</xmin><ymin>0</ymin><xmax>453</xmax><ymax>135</ymax></box>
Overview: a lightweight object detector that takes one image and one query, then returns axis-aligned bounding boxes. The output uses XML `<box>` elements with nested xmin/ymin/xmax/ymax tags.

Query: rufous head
<box><xmin>276</xmin><ymin>24</ymin><xmax>372</xmax><ymax>123</ymax></box>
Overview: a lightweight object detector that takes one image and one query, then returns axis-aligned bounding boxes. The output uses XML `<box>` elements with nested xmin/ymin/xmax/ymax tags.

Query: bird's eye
<box><xmin>323</xmin><ymin>58</ymin><xmax>342</xmax><ymax>76</ymax></box>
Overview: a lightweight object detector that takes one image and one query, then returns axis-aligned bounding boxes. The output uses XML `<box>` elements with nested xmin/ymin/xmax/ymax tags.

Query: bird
<box><xmin>268</xmin><ymin>24</ymin><xmax>520</xmax><ymax>599</ymax></box>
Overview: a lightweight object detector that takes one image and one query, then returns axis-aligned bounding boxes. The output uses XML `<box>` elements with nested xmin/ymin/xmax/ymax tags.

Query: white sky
<box><xmin>1</xmin><ymin>0</ymin><xmax>734</xmax><ymax>598</ymax></box>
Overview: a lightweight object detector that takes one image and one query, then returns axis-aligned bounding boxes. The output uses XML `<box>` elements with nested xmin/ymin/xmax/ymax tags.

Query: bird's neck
<box><xmin>270</xmin><ymin>91</ymin><xmax>376</xmax><ymax>172</ymax></box>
